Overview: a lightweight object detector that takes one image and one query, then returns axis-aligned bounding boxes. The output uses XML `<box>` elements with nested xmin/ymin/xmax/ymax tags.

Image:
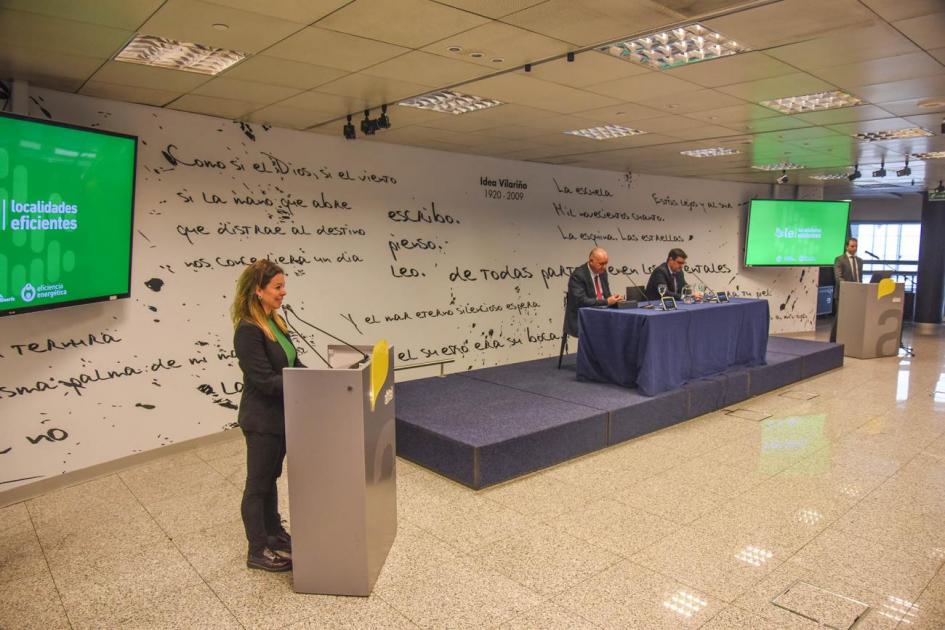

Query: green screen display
<box><xmin>0</xmin><ymin>113</ymin><xmax>136</xmax><ymax>316</ymax></box>
<box><xmin>744</xmin><ymin>199</ymin><xmax>850</xmax><ymax>267</ymax></box>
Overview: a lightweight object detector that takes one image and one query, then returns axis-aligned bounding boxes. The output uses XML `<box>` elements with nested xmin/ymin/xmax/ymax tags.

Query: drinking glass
<box><xmin>657</xmin><ymin>283</ymin><xmax>667</xmax><ymax>309</ymax></box>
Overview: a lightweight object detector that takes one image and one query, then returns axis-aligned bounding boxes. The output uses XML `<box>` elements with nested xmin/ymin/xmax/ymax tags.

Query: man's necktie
<box><xmin>594</xmin><ymin>274</ymin><xmax>603</xmax><ymax>300</ymax></box>
<box><xmin>851</xmin><ymin>256</ymin><xmax>858</xmax><ymax>281</ymax></box>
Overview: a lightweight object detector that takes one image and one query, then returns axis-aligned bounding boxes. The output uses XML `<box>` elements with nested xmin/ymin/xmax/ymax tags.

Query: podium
<box><xmin>283</xmin><ymin>344</ymin><xmax>397</xmax><ymax>596</ymax></box>
<box><xmin>836</xmin><ymin>281</ymin><xmax>904</xmax><ymax>359</ymax></box>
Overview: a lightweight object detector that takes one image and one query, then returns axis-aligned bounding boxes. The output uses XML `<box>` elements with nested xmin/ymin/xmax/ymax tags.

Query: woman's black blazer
<box><xmin>233</xmin><ymin>321</ymin><xmax>304</xmax><ymax>434</ymax></box>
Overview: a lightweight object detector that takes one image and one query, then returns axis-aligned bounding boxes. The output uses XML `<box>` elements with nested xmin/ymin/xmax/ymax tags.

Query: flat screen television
<box><xmin>0</xmin><ymin>112</ymin><xmax>137</xmax><ymax>317</ymax></box>
<box><xmin>744</xmin><ymin>199</ymin><xmax>850</xmax><ymax>267</ymax></box>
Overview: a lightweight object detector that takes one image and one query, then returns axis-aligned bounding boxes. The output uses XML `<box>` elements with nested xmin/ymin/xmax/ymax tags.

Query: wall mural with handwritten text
<box><xmin>0</xmin><ymin>88</ymin><xmax>817</xmax><ymax>491</ymax></box>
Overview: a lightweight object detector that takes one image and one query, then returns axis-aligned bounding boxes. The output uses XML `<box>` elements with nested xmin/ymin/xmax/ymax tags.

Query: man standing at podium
<box><xmin>830</xmin><ymin>237</ymin><xmax>864</xmax><ymax>342</ymax></box>
<box><xmin>565</xmin><ymin>247</ymin><xmax>623</xmax><ymax>337</ymax></box>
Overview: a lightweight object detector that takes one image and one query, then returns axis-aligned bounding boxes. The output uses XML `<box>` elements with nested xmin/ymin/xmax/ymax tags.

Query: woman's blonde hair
<box><xmin>231</xmin><ymin>260</ymin><xmax>289</xmax><ymax>341</ymax></box>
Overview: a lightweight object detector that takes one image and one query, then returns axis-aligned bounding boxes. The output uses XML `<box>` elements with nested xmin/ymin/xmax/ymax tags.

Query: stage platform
<box><xmin>395</xmin><ymin>335</ymin><xmax>843</xmax><ymax>489</ymax></box>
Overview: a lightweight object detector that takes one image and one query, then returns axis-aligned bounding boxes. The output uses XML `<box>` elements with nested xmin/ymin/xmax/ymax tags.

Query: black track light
<box><xmin>566</xmin><ymin>52</ymin><xmax>575</xmax><ymax>62</ymax></box>
<box><xmin>524</xmin><ymin>63</ymin><xmax>531</xmax><ymax>72</ymax></box>
<box><xmin>360</xmin><ymin>109</ymin><xmax>377</xmax><ymax>135</ymax></box>
<box><xmin>343</xmin><ymin>114</ymin><xmax>356</xmax><ymax>140</ymax></box>
<box><xmin>936</xmin><ymin>180</ymin><xmax>945</xmax><ymax>194</ymax></box>
<box><xmin>872</xmin><ymin>160</ymin><xmax>886</xmax><ymax>178</ymax></box>
<box><xmin>776</xmin><ymin>170</ymin><xmax>789</xmax><ymax>185</ymax></box>
<box><xmin>848</xmin><ymin>164</ymin><xmax>861</xmax><ymax>181</ymax></box>
<box><xmin>941</xmin><ymin>118</ymin><xmax>944</xmax><ymax>134</ymax></box>
<box><xmin>376</xmin><ymin>104</ymin><xmax>390</xmax><ymax>129</ymax></box>
<box><xmin>896</xmin><ymin>158</ymin><xmax>911</xmax><ymax>177</ymax></box>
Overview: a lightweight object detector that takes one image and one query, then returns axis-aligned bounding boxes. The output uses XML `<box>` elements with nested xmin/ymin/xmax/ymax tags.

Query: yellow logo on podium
<box><xmin>876</xmin><ymin>278</ymin><xmax>895</xmax><ymax>300</ymax></box>
<box><xmin>369</xmin><ymin>340</ymin><xmax>390</xmax><ymax>411</ymax></box>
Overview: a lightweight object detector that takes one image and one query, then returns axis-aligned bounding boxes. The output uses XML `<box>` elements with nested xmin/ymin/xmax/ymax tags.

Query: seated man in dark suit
<box><xmin>564</xmin><ymin>247</ymin><xmax>623</xmax><ymax>337</ymax></box>
<box><xmin>646</xmin><ymin>248</ymin><xmax>692</xmax><ymax>300</ymax></box>
<box><xmin>830</xmin><ymin>236</ymin><xmax>863</xmax><ymax>342</ymax></box>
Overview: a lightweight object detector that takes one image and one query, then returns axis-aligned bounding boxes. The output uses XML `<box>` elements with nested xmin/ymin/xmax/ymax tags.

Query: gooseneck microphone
<box><xmin>283</xmin><ymin>304</ymin><xmax>369</xmax><ymax>368</ymax></box>
<box><xmin>280</xmin><ymin>306</ymin><xmax>331</xmax><ymax>368</ymax></box>
<box><xmin>864</xmin><ymin>250</ymin><xmax>879</xmax><ymax>259</ymax></box>
<box><xmin>687</xmin><ymin>269</ymin><xmax>717</xmax><ymax>301</ymax></box>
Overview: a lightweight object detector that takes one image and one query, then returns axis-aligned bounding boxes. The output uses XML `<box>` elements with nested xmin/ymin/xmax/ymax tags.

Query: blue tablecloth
<box><xmin>576</xmin><ymin>298</ymin><xmax>770</xmax><ymax>396</ymax></box>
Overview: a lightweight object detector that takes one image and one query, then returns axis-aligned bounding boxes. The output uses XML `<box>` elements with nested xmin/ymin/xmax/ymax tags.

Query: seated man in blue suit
<box><xmin>565</xmin><ymin>247</ymin><xmax>623</xmax><ymax>337</ymax></box>
<box><xmin>646</xmin><ymin>247</ymin><xmax>692</xmax><ymax>300</ymax></box>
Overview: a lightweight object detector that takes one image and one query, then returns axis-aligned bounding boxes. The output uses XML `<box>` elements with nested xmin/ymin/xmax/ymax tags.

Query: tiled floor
<box><xmin>3</xmin><ymin>325</ymin><xmax>945</xmax><ymax>629</ymax></box>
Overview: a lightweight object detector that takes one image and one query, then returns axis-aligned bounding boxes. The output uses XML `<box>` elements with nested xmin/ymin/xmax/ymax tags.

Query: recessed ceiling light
<box><xmin>854</xmin><ymin>127</ymin><xmax>933</xmax><ymax>141</ymax></box>
<box><xmin>447</xmin><ymin>46</ymin><xmax>462</xmax><ymax>53</ymax></box>
<box><xmin>469</xmin><ymin>52</ymin><xmax>484</xmax><ymax>58</ymax></box>
<box><xmin>211</xmin><ymin>23</ymin><xmax>229</xmax><ymax>31</ymax></box>
<box><xmin>398</xmin><ymin>90</ymin><xmax>502</xmax><ymax>115</ymax></box>
<box><xmin>760</xmin><ymin>90</ymin><xmax>862</xmax><ymax>114</ymax></box>
<box><xmin>912</xmin><ymin>151</ymin><xmax>945</xmax><ymax>160</ymax></box>
<box><xmin>115</xmin><ymin>34</ymin><xmax>246</xmax><ymax>75</ymax></box>
<box><xmin>917</xmin><ymin>98</ymin><xmax>945</xmax><ymax>109</ymax></box>
<box><xmin>491</xmin><ymin>57</ymin><xmax>504</xmax><ymax>63</ymax></box>
<box><xmin>600</xmin><ymin>23</ymin><xmax>749</xmax><ymax>70</ymax></box>
<box><xmin>680</xmin><ymin>147</ymin><xmax>740</xmax><ymax>157</ymax></box>
<box><xmin>563</xmin><ymin>124</ymin><xmax>647</xmax><ymax>140</ymax></box>
<box><xmin>751</xmin><ymin>161</ymin><xmax>805</xmax><ymax>171</ymax></box>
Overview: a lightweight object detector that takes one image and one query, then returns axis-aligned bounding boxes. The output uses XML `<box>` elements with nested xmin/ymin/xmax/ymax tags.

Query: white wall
<box><xmin>0</xmin><ymin>88</ymin><xmax>818</xmax><ymax>491</ymax></box>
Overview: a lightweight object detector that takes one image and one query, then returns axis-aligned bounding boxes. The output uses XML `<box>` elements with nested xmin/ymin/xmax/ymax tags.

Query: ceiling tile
<box><xmin>462</xmin><ymin>73</ymin><xmax>623</xmax><ymax>113</ymax></box>
<box><xmin>764</xmin><ymin>22</ymin><xmax>918</xmax><ymax>70</ymax></box>
<box><xmin>0</xmin><ymin>44</ymin><xmax>104</xmax><ymax>87</ymax></box>
<box><xmin>222</xmin><ymin>55</ymin><xmax>347</xmax><ymax>90</ymax></box>
<box><xmin>0</xmin><ymin>0</ymin><xmax>163</xmax><ymax>29</ymax></box>
<box><xmin>892</xmin><ymin>11</ymin><xmax>945</xmax><ymax>50</ymax></box>
<box><xmin>90</xmin><ymin>61</ymin><xmax>212</xmax><ymax>93</ymax></box>
<box><xmin>139</xmin><ymin>0</ymin><xmax>304</xmax><ymax>54</ymax></box>
<box><xmin>422</xmin><ymin>22</ymin><xmax>571</xmax><ymax>70</ymax></box>
<box><xmin>168</xmin><ymin>93</ymin><xmax>259</xmax><ymax>118</ymax></box>
<box><xmin>278</xmin><ymin>90</ymin><xmax>370</xmax><ymax>117</ymax></box>
<box><xmin>79</xmin><ymin>81</ymin><xmax>180</xmax><ymax>106</ymax></box>
<box><xmin>665</xmin><ymin>124</ymin><xmax>742</xmax><ymax>141</ymax></box>
<box><xmin>313</xmin><ymin>73</ymin><xmax>431</xmax><ymax>104</ymax></box>
<box><xmin>735</xmin><ymin>115</ymin><xmax>813</xmax><ymax>134</ymax></box>
<box><xmin>201</xmin><ymin>0</ymin><xmax>350</xmax><ymax>23</ymax></box>
<box><xmin>500</xmin><ymin>0</ymin><xmax>679</xmax><ymax>47</ymax></box>
<box><xmin>686</xmin><ymin>103</ymin><xmax>782</xmax><ymax>125</ymax></box>
<box><xmin>0</xmin><ymin>8</ymin><xmax>131</xmax><ymax>58</ymax></box>
<box><xmin>928</xmin><ymin>47</ymin><xmax>945</xmax><ymax>65</ymax></box>
<box><xmin>825</xmin><ymin>117</ymin><xmax>919</xmax><ymax>135</ymax></box>
<box><xmin>849</xmin><ymin>75</ymin><xmax>945</xmax><ymax>104</ymax></box>
<box><xmin>585</xmin><ymin>72</ymin><xmax>702</xmax><ymax>101</ymax></box>
<box><xmin>571</xmin><ymin>102</ymin><xmax>667</xmax><ymax>124</ymax></box>
<box><xmin>265</xmin><ymin>26</ymin><xmax>409</xmax><ymax>71</ymax></box>
<box><xmin>663</xmin><ymin>52</ymin><xmax>797</xmax><ymax>88</ymax></box>
<box><xmin>790</xmin><ymin>105</ymin><xmax>895</xmax><ymax>126</ymax></box>
<box><xmin>360</xmin><ymin>51</ymin><xmax>490</xmax><ymax>87</ymax></box>
<box><xmin>812</xmin><ymin>52</ymin><xmax>945</xmax><ymax>89</ymax></box>
<box><xmin>878</xmin><ymin>98</ymin><xmax>945</xmax><ymax>118</ymax></box>
<box><xmin>191</xmin><ymin>77</ymin><xmax>302</xmax><ymax>105</ymax></box>
<box><xmin>704</xmin><ymin>0</ymin><xmax>877</xmax><ymax>49</ymax></box>
<box><xmin>632</xmin><ymin>88</ymin><xmax>746</xmax><ymax>115</ymax></box>
<box><xmin>529</xmin><ymin>52</ymin><xmax>651</xmax><ymax>89</ymax></box>
<box><xmin>634</xmin><ymin>115</ymin><xmax>710</xmax><ymax>134</ymax></box>
<box><xmin>717</xmin><ymin>72</ymin><xmax>837</xmax><ymax>103</ymax></box>
<box><xmin>902</xmin><ymin>112</ymin><xmax>945</xmax><ymax>131</ymax></box>
<box><xmin>432</xmin><ymin>0</ymin><xmax>548</xmax><ymax>19</ymax></box>
<box><xmin>316</xmin><ymin>0</ymin><xmax>489</xmax><ymax>48</ymax></box>
<box><xmin>246</xmin><ymin>104</ymin><xmax>335</xmax><ymax>129</ymax></box>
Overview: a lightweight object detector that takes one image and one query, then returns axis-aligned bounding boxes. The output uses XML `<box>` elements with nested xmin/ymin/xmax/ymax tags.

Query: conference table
<box><xmin>576</xmin><ymin>298</ymin><xmax>770</xmax><ymax>396</ymax></box>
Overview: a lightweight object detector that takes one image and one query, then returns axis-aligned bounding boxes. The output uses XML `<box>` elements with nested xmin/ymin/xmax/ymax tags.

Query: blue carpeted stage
<box><xmin>395</xmin><ymin>335</ymin><xmax>843</xmax><ymax>489</ymax></box>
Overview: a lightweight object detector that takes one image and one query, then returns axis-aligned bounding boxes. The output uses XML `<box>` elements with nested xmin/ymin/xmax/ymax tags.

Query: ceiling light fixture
<box><xmin>679</xmin><ymin>147</ymin><xmax>740</xmax><ymax>157</ymax></box>
<box><xmin>447</xmin><ymin>46</ymin><xmax>462</xmax><ymax>53</ymax></box>
<box><xmin>360</xmin><ymin>109</ymin><xmax>377</xmax><ymax>135</ymax></box>
<box><xmin>343</xmin><ymin>115</ymin><xmax>355</xmax><ymax>140</ymax></box>
<box><xmin>896</xmin><ymin>158</ymin><xmax>911</xmax><ymax>177</ymax></box>
<box><xmin>524</xmin><ymin>63</ymin><xmax>532</xmax><ymax>72</ymax></box>
<box><xmin>564</xmin><ymin>124</ymin><xmax>647</xmax><ymax>140</ymax></box>
<box><xmin>398</xmin><ymin>90</ymin><xmax>502</xmax><ymax>115</ymax></box>
<box><xmin>566</xmin><ymin>52</ymin><xmax>575</xmax><ymax>62</ymax></box>
<box><xmin>848</xmin><ymin>164</ymin><xmax>862</xmax><ymax>181</ymax></box>
<box><xmin>760</xmin><ymin>90</ymin><xmax>862</xmax><ymax>114</ymax></box>
<box><xmin>854</xmin><ymin>127</ymin><xmax>933</xmax><ymax>141</ymax></box>
<box><xmin>776</xmin><ymin>170</ymin><xmax>789</xmax><ymax>185</ymax></box>
<box><xmin>913</xmin><ymin>151</ymin><xmax>945</xmax><ymax>160</ymax></box>
<box><xmin>115</xmin><ymin>34</ymin><xmax>246</xmax><ymax>75</ymax></box>
<box><xmin>600</xmin><ymin>23</ymin><xmax>749</xmax><ymax>70</ymax></box>
<box><xmin>872</xmin><ymin>160</ymin><xmax>886</xmax><ymax>178</ymax></box>
<box><xmin>751</xmin><ymin>161</ymin><xmax>805</xmax><ymax>171</ymax></box>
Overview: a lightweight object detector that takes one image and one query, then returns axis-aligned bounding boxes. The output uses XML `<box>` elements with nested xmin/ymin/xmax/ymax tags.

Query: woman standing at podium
<box><xmin>231</xmin><ymin>260</ymin><xmax>304</xmax><ymax>572</ymax></box>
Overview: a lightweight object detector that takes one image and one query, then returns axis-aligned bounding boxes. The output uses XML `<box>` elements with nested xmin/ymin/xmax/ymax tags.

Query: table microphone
<box><xmin>687</xmin><ymin>269</ymin><xmax>717</xmax><ymax>301</ymax></box>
